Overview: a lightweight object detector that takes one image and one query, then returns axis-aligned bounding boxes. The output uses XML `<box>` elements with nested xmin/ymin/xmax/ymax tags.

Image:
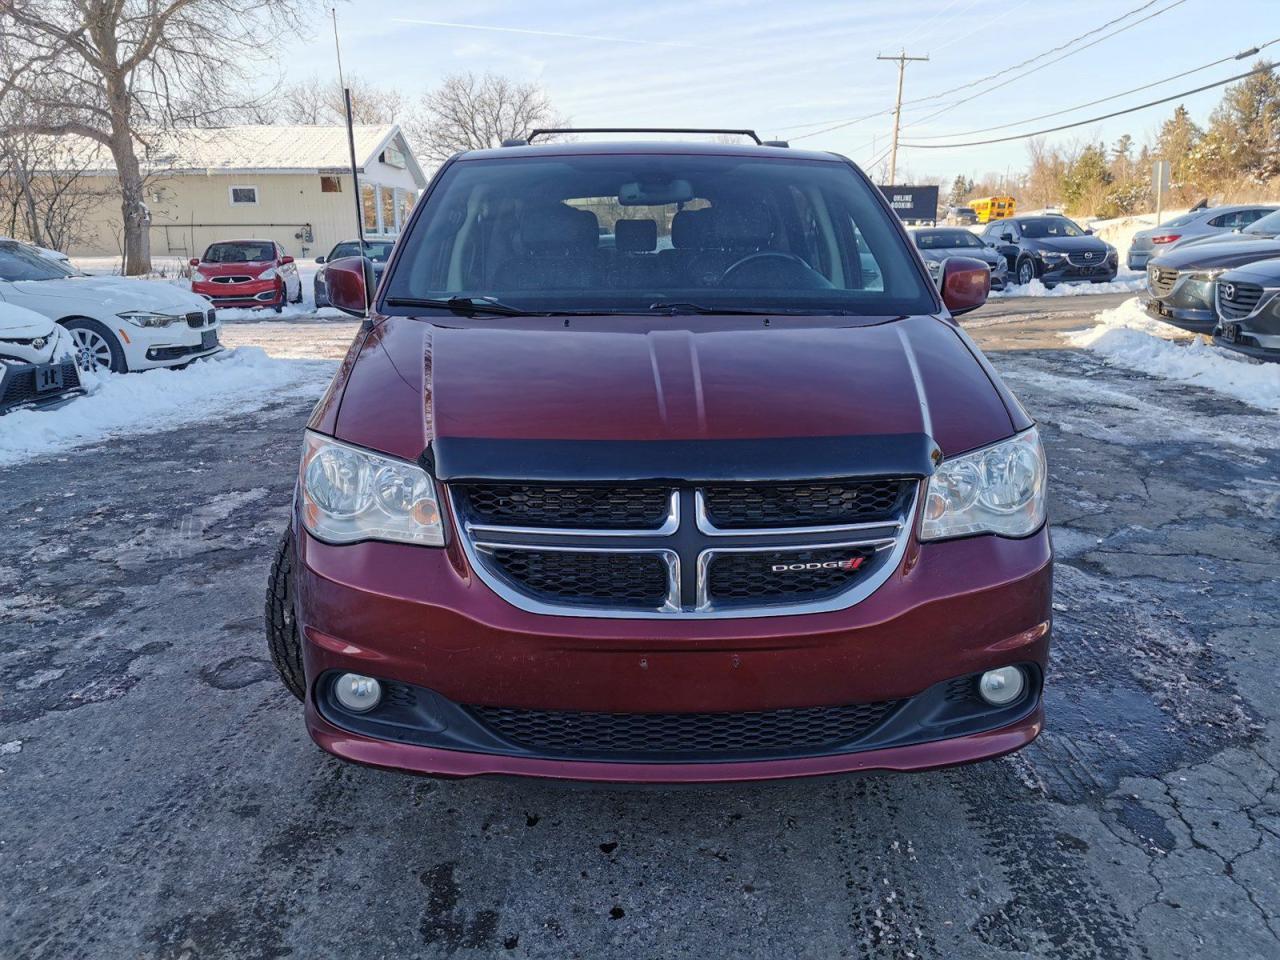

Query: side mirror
<box><xmin>1084</xmin><ymin>228</ymin><xmax>1094</xmax><ymax>235</ymax></box>
<box><xmin>940</xmin><ymin>257</ymin><xmax>990</xmax><ymax>317</ymax></box>
<box><xmin>280</xmin><ymin>255</ymin><xmax>294</xmax><ymax>265</ymax></box>
<box><xmin>315</xmin><ymin>255</ymin><xmax>326</xmax><ymax>264</ymax></box>
<box><xmin>1000</xmin><ymin>233</ymin><xmax>1014</xmax><ymax>243</ymax></box>
<box><xmin>325</xmin><ymin>256</ymin><xmax>374</xmax><ymax>316</ymax></box>
<box><xmin>189</xmin><ymin>258</ymin><xmax>200</xmax><ymax>267</ymax></box>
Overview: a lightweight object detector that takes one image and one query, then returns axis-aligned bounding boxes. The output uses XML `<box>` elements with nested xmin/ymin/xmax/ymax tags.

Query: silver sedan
<box><xmin>1128</xmin><ymin>204</ymin><xmax>1277</xmax><ymax>270</ymax></box>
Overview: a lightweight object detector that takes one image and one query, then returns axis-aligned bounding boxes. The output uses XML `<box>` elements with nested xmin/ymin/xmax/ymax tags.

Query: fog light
<box><xmin>334</xmin><ymin>673</ymin><xmax>382</xmax><ymax>713</ymax></box>
<box><xmin>978</xmin><ymin>666</ymin><xmax>1025</xmax><ymax>706</ymax></box>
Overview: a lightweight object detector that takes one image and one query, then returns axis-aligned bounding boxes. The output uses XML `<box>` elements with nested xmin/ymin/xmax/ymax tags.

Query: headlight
<box><xmin>299</xmin><ymin>431</ymin><xmax>445</xmax><ymax>546</ymax></box>
<box><xmin>191</xmin><ymin>269</ymin><xmax>206</xmax><ymax>282</ymax></box>
<box><xmin>117</xmin><ymin>310</ymin><xmax>179</xmax><ymax>327</ymax></box>
<box><xmin>920</xmin><ymin>428</ymin><xmax>1047</xmax><ymax>541</ymax></box>
<box><xmin>259</xmin><ymin>267</ymin><xmax>278</xmax><ymax>281</ymax></box>
<box><xmin>1189</xmin><ymin>268</ymin><xmax>1226</xmax><ymax>282</ymax></box>
<box><xmin>1038</xmin><ymin>251</ymin><xmax>1066</xmax><ymax>262</ymax></box>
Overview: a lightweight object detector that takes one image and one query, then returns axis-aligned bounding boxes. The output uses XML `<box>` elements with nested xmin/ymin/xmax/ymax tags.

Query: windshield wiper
<box><xmin>384</xmin><ymin>296</ymin><xmax>537</xmax><ymax>316</ymax></box>
<box><xmin>647</xmin><ymin>301</ymin><xmax>780</xmax><ymax>316</ymax></box>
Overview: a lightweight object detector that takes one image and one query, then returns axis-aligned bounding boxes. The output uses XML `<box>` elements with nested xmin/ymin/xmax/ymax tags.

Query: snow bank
<box><xmin>1065</xmin><ymin>298</ymin><xmax>1280</xmax><ymax>413</ymax></box>
<box><xmin>992</xmin><ymin>274</ymin><xmax>1147</xmax><ymax>299</ymax></box>
<box><xmin>0</xmin><ymin>348</ymin><xmax>336</xmax><ymax>466</ymax></box>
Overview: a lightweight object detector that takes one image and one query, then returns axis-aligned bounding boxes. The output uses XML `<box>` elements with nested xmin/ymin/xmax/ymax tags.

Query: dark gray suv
<box><xmin>1145</xmin><ymin>237</ymin><xmax>1280</xmax><ymax>333</ymax></box>
<box><xmin>980</xmin><ymin>216</ymin><xmax>1118</xmax><ymax>287</ymax></box>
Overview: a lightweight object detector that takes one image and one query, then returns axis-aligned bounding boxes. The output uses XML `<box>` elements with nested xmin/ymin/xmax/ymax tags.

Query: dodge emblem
<box><xmin>771</xmin><ymin>557</ymin><xmax>865</xmax><ymax>573</ymax></box>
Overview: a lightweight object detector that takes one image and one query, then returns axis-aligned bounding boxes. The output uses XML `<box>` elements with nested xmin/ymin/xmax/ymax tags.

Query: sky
<box><xmin>271</xmin><ymin>0</ymin><xmax>1278</xmax><ymax>184</ymax></box>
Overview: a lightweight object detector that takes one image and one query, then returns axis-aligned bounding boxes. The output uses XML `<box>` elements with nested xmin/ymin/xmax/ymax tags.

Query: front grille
<box><xmin>702</xmin><ymin>480</ymin><xmax>908</xmax><ymax>529</ymax></box>
<box><xmin>1067</xmin><ymin>251</ymin><xmax>1102</xmax><ymax>266</ymax></box>
<box><xmin>185</xmin><ymin>311</ymin><xmax>205</xmax><ymax>328</ymax></box>
<box><xmin>1218</xmin><ymin>281</ymin><xmax>1264</xmax><ymax>320</ymax></box>
<box><xmin>486</xmin><ymin>548</ymin><xmax>670</xmax><ymax>609</ymax></box>
<box><xmin>211</xmin><ymin>275</ymin><xmax>253</xmax><ymax>284</ymax></box>
<box><xmin>457</xmin><ymin>483</ymin><xmax>670</xmax><ymax>529</ymax></box>
<box><xmin>706</xmin><ymin>546</ymin><xmax>878</xmax><ymax>606</ymax></box>
<box><xmin>1149</xmin><ymin>266</ymin><xmax>1178</xmax><ymax>297</ymax></box>
<box><xmin>469</xmin><ymin>699</ymin><xmax>901</xmax><ymax>759</ymax></box>
<box><xmin>0</xmin><ymin>359</ymin><xmax>79</xmax><ymax>409</ymax></box>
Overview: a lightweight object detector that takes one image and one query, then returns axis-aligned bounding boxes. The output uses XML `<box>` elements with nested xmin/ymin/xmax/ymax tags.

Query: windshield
<box><xmin>1019</xmin><ymin>217</ymin><xmax>1086</xmax><ymax>239</ymax></box>
<box><xmin>383</xmin><ymin>153</ymin><xmax>936</xmax><ymax>316</ymax></box>
<box><xmin>914</xmin><ymin>229</ymin><xmax>983</xmax><ymax>250</ymax></box>
<box><xmin>1245</xmin><ymin>209</ymin><xmax>1280</xmax><ymax>235</ymax></box>
<box><xmin>331</xmin><ymin>241</ymin><xmax>395</xmax><ymax>262</ymax></box>
<box><xmin>203</xmin><ymin>241</ymin><xmax>274</xmax><ymax>263</ymax></box>
<box><xmin>0</xmin><ymin>242</ymin><xmax>74</xmax><ymax>281</ymax></box>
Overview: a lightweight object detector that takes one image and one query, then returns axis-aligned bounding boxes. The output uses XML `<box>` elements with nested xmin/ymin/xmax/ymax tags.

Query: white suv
<box><xmin>0</xmin><ymin>240</ymin><xmax>222</xmax><ymax>374</ymax></box>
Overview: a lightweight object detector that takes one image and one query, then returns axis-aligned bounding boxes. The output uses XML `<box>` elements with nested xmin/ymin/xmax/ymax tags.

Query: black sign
<box><xmin>879</xmin><ymin>185</ymin><xmax>939</xmax><ymax>224</ymax></box>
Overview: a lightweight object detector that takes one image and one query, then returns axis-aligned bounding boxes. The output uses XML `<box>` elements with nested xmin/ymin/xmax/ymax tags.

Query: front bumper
<box><xmin>126</xmin><ymin>320</ymin><xmax>223</xmax><ymax>369</ymax></box>
<box><xmin>1142</xmin><ymin>287</ymin><xmax>1216</xmax><ymax>333</ymax></box>
<box><xmin>1040</xmin><ymin>259</ymin><xmax>1118</xmax><ymax>284</ymax></box>
<box><xmin>0</xmin><ymin>357</ymin><xmax>84</xmax><ymax>414</ymax></box>
<box><xmin>295</xmin><ymin>523</ymin><xmax>1053</xmax><ymax>782</ymax></box>
<box><xmin>193</xmin><ymin>279</ymin><xmax>283</xmax><ymax>308</ymax></box>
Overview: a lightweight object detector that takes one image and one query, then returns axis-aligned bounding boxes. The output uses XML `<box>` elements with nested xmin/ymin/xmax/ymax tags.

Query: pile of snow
<box><xmin>992</xmin><ymin>274</ymin><xmax>1147</xmax><ymax>298</ymax></box>
<box><xmin>1066</xmin><ymin>298</ymin><xmax>1280</xmax><ymax>413</ymax></box>
<box><xmin>0</xmin><ymin>348</ymin><xmax>336</xmax><ymax>466</ymax></box>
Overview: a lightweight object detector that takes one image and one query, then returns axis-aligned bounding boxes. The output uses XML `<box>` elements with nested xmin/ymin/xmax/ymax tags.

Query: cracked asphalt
<box><xmin>2</xmin><ymin>293</ymin><xmax>1278</xmax><ymax>959</ymax></box>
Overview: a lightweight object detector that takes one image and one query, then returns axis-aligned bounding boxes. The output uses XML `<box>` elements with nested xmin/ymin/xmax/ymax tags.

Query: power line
<box><xmin>907</xmin><ymin>38</ymin><xmax>1277</xmax><ymax>142</ymax></box>
<box><xmin>899</xmin><ymin>0</ymin><xmax>1192</xmax><ymax>130</ymax></box>
<box><xmin>786</xmin><ymin>0</ymin><xmax>1188</xmax><ymax>142</ymax></box>
<box><xmin>898</xmin><ymin>61</ymin><xmax>1279</xmax><ymax>149</ymax></box>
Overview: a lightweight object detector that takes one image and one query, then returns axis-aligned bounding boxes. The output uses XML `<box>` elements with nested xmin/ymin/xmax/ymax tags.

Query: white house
<box><xmin>61</xmin><ymin>124</ymin><xmax>429</xmax><ymax>260</ymax></box>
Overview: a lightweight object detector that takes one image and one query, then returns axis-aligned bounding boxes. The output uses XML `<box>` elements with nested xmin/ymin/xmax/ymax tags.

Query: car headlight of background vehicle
<box><xmin>117</xmin><ymin>310</ymin><xmax>179</xmax><ymax>328</ymax></box>
<box><xmin>1038</xmin><ymin>251</ymin><xmax>1066</xmax><ymax>263</ymax></box>
<box><xmin>299</xmin><ymin>431</ymin><xmax>445</xmax><ymax>546</ymax></box>
<box><xmin>921</xmin><ymin>428</ymin><xmax>1047</xmax><ymax>541</ymax></box>
<box><xmin>191</xmin><ymin>269</ymin><xmax>207</xmax><ymax>282</ymax></box>
<box><xmin>259</xmin><ymin>267</ymin><xmax>278</xmax><ymax>281</ymax></box>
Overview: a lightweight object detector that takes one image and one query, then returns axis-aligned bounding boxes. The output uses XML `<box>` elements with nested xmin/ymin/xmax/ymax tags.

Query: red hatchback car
<box><xmin>191</xmin><ymin>239</ymin><xmax>302</xmax><ymax>312</ymax></box>
<box><xmin>265</xmin><ymin>132</ymin><xmax>1052</xmax><ymax>784</ymax></box>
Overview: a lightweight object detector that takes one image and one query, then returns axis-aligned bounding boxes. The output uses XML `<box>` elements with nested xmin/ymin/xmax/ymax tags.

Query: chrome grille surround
<box><xmin>1148</xmin><ymin>266</ymin><xmax>1178</xmax><ymax>297</ymax></box>
<box><xmin>1215</xmin><ymin>281</ymin><xmax>1270</xmax><ymax>321</ymax></box>
<box><xmin>450</xmin><ymin>483</ymin><xmax>918</xmax><ymax>620</ymax></box>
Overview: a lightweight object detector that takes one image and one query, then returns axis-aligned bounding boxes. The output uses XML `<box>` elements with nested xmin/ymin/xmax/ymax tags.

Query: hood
<box><xmin>9</xmin><ymin>275</ymin><xmax>209</xmax><ymax>313</ymax></box>
<box><xmin>1150</xmin><ymin>237</ymin><xmax>1280</xmax><ymax>270</ymax></box>
<box><xmin>198</xmin><ymin>260</ymin><xmax>274</xmax><ymax>278</ymax></box>
<box><xmin>0</xmin><ymin>301</ymin><xmax>56</xmax><ymax>338</ymax></box>
<box><xmin>329</xmin><ymin>313</ymin><xmax>1020</xmax><ymax>467</ymax></box>
<box><xmin>919</xmin><ymin>247</ymin><xmax>1001</xmax><ymax>266</ymax></box>
<box><xmin>1219</xmin><ymin>256</ymin><xmax>1280</xmax><ymax>284</ymax></box>
<box><xmin>1026</xmin><ymin>236</ymin><xmax>1108</xmax><ymax>254</ymax></box>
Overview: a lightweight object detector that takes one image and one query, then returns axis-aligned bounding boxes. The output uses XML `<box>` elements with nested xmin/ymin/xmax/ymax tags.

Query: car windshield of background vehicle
<box><xmin>0</xmin><ymin>242</ymin><xmax>72</xmax><ymax>281</ymax></box>
<box><xmin>332</xmin><ymin>241</ymin><xmax>395</xmax><ymax>262</ymax></box>
<box><xmin>204</xmin><ymin>242</ymin><xmax>275</xmax><ymax>263</ymax></box>
<box><xmin>915</xmin><ymin>230</ymin><xmax>983</xmax><ymax>249</ymax></box>
<box><xmin>383</xmin><ymin>154</ymin><xmax>937</xmax><ymax>317</ymax></box>
<box><xmin>1019</xmin><ymin>217</ymin><xmax>1087</xmax><ymax>239</ymax></box>
<box><xmin>1245</xmin><ymin>209</ymin><xmax>1280</xmax><ymax>235</ymax></box>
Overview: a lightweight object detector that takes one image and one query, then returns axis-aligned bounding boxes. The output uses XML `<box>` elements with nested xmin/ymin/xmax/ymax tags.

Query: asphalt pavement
<box><xmin>2</xmin><ymin>293</ymin><xmax>1277</xmax><ymax>959</ymax></box>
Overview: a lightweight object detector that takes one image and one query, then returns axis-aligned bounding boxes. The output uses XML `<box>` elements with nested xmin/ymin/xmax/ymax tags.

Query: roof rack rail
<box><xmin>763</xmin><ymin>139</ymin><xmax>790</xmax><ymax>148</ymax></box>
<box><xmin>523</xmin><ymin>127</ymin><xmax>765</xmax><ymax>145</ymax></box>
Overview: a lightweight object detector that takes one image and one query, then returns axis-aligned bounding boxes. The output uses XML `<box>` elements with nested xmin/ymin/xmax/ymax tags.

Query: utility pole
<box><xmin>877</xmin><ymin>50</ymin><xmax>928</xmax><ymax>184</ymax></box>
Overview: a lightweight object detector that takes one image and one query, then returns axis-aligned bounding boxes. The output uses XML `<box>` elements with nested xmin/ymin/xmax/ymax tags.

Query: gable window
<box><xmin>229</xmin><ymin>185</ymin><xmax>258</xmax><ymax>205</ymax></box>
<box><xmin>320</xmin><ymin>175</ymin><xmax>342</xmax><ymax>193</ymax></box>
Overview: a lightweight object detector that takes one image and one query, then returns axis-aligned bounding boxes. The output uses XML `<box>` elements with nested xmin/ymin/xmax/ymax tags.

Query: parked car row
<box><xmin>1127</xmin><ymin>204</ymin><xmax>1279</xmax><ymax>270</ymax></box>
<box><xmin>0</xmin><ymin>237</ymin><xmax>222</xmax><ymax>413</ymax></box>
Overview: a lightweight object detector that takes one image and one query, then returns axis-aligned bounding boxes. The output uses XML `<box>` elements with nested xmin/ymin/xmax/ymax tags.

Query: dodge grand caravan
<box><xmin>266</xmin><ymin>131</ymin><xmax>1052</xmax><ymax>783</ymax></box>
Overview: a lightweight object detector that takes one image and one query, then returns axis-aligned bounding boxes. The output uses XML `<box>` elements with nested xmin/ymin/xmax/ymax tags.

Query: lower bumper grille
<box><xmin>0</xmin><ymin>359</ymin><xmax>80</xmax><ymax>409</ymax></box>
<box><xmin>468</xmin><ymin>699</ymin><xmax>901</xmax><ymax>758</ymax></box>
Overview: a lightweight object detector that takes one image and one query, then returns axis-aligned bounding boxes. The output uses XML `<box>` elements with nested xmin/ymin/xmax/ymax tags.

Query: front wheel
<box><xmin>1016</xmin><ymin>259</ymin><xmax>1036</xmax><ymax>286</ymax></box>
<box><xmin>265</xmin><ymin>527</ymin><xmax>305</xmax><ymax>701</ymax></box>
<box><xmin>63</xmin><ymin>318</ymin><xmax>126</xmax><ymax>373</ymax></box>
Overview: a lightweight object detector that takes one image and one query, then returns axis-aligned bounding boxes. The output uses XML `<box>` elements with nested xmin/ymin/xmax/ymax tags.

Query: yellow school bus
<box><xmin>970</xmin><ymin>196</ymin><xmax>1016</xmax><ymax>223</ymax></box>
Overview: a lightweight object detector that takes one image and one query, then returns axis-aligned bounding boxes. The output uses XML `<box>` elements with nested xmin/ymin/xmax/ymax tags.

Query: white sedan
<box><xmin>0</xmin><ymin>239</ymin><xmax>222</xmax><ymax>374</ymax></box>
<box><xmin>0</xmin><ymin>300</ymin><xmax>84</xmax><ymax>413</ymax></box>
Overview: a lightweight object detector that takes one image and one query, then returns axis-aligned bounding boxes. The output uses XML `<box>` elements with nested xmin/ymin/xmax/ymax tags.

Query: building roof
<box><xmin>55</xmin><ymin>124</ymin><xmax>427</xmax><ymax>187</ymax></box>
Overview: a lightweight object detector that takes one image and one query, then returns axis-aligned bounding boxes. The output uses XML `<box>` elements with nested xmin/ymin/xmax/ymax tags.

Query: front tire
<box><xmin>1016</xmin><ymin>258</ymin><xmax>1036</xmax><ymax>286</ymax></box>
<box><xmin>62</xmin><ymin>317</ymin><xmax>127</xmax><ymax>373</ymax></box>
<box><xmin>265</xmin><ymin>527</ymin><xmax>306</xmax><ymax>701</ymax></box>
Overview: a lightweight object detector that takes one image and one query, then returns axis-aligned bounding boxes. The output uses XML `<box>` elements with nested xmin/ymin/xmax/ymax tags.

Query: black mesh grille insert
<box><xmin>1219</xmin><ymin>281</ymin><xmax>1263</xmax><ymax>320</ymax></box>
<box><xmin>487</xmin><ymin>548</ymin><xmax>669</xmax><ymax>608</ymax></box>
<box><xmin>707</xmin><ymin>546</ymin><xmax>879</xmax><ymax>605</ymax></box>
<box><xmin>0</xmin><ymin>359</ymin><xmax>80</xmax><ymax>409</ymax></box>
<box><xmin>701</xmin><ymin>480</ymin><xmax>909</xmax><ymax>529</ymax></box>
<box><xmin>469</xmin><ymin>699</ymin><xmax>900</xmax><ymax>758</ymax></box>
<box><xmin>458</xmin><ymin>484</ymin><xmax>670</xmax><ymax>529</ymax></box>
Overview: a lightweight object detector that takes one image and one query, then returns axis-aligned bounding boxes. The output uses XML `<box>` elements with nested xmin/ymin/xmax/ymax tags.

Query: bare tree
<box><xmin>409</xmin><ymin>73</ymin><xmax>566</xmax><ymax>166</ymax></box>
<box><xmin>275</xmin><ymin>74</ymin><xmax>406</xmax><ymax>126</ymax></box>
<box><xmin>0</xmin><ymin>0</ymin><xmax>311</xmax><ymax>274</ymax></box>
<box><xmin>0</xmin><ymin>128</ymin><xmax>110</xmax><ymax>251</ymax></box>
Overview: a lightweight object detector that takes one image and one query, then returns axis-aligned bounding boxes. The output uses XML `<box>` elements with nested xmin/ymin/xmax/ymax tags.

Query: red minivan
<box><xmin>266</xmin><ymin>132</ymin><xmax>1051</xmax><ymax>783</ymax></box>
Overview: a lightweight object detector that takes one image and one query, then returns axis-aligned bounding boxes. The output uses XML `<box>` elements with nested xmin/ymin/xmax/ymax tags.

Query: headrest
<box><xmin>614</xmin><ymin>219</ymin><xmax>657</xmax><ymax>253</ymax></box>
<box><xmin>671</xmin><ymin>208</ymin><xmax>711</xmax><ymax>248</ymax></box>
<box><xmin>522</xmin><ymin>204</ymin><xmax>598</xmax><ymax>255</ymax></box>
<box><xmin>712</xmin><ymin>203</ymin><xmax>771</xmax><ymax>247</ymax></box>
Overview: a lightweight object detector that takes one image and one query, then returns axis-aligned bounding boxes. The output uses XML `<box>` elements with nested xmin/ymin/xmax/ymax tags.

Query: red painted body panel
<box><xmin>330</xmin><ymin>312</ymin><xmax>1020</xmax><ymax>462</ymax></box>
